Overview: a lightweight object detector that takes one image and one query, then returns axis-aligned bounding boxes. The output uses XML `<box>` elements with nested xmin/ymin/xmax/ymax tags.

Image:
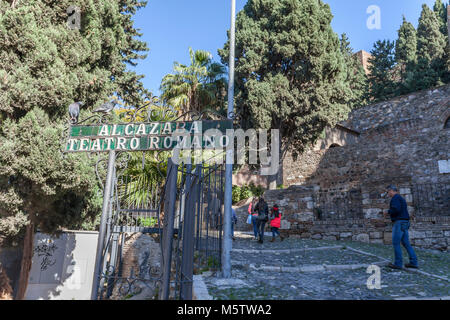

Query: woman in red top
<box><xmin>270</xmin><ymin>205</ymin><xmax>284</xmax><ymax>242</ymax></box>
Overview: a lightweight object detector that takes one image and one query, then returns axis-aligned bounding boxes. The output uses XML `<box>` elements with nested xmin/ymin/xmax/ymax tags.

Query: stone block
<box><xmin>370</xmin><ymin>239</ymin><xmax>384</xmax><ymax>244</ymax></box>
<box><xmin>364</xmin><ymin>208</ymin><xmax>381</xmax><ymax>219</ymax></box>
<box><xmin>426</xmin><ymin>231</ymin><xmax>443</xmax><ymax>238</ymax></box>
<box><xmin>280</xmin><ymin>220</ymin><xmax>291</xmax><ymax>230</ymax></box>
<box><xmin>444</xmin><ymin>231</ymin><xmax>450</xmax><ymax>237</ymax></box>
<box><xmin>311</xmin><ymin>234</ymin><xmax>322</xmax><ymax>240</ymax></box>
<box><xmin>369</xmin><ymin>232</ymin><xmax>382</xmax><ymax>239</ymax></box>
<box><xmin>340</xmin><ymin>232</ymin><xmax>352</xmax><ymax>239</ymax></box>
<box><xmin>355</xmin><ymin>233</ymin><xmax>370</xmax><ymax>243</ymax></box>
<box><xmin>300</xmin><ymin>233</ymin><xmax>311</xmax><ymax>239</ymax></box>
<box><xmin>410</xmin><ymin>231</ymin><xmax>426</xmax><ymax>239</ymax></box>
<box><xmin>294</xmin><ymin>212</ymin><xmax>314</xmax><ymax>222</ymax></box>
<box><xmin>323</xmin><ymin>235</ymin><xmax>337</xmax><ymax>241</ymax></box>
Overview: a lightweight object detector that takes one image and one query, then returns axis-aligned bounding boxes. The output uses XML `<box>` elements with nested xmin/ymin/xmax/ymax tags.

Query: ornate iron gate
<box><xmin>92</xmin><ymin>155</ymin><xmax>224</xmax><ymax>300</ymax></box>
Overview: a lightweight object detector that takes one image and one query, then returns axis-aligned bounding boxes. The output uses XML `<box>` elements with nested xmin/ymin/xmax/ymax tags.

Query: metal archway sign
<box><xmin>64</xmin><ymin>107</ymin><xmax>233</xmax><ymax>300</ymax></box>
<box><xmin>66</xmin><ymin>120</ymin><xmax>233</xmax><ymax>153</ymax></box>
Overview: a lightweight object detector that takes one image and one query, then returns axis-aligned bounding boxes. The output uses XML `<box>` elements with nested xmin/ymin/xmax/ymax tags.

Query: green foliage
<box><xmin>395</xmin><ymin>17</ymin><xmax>418</xmax><ymax>95</ymax></box>
<box><xmin>369</xmin><ymin>1</ymin><xmax>449</xmax><ymax>102</ymax></box>
<box><xmin>219</xmin><ymin>0</ymin><xmax>356</xmax><ymax>159</ymax></box>
<box><xmin>137</xmin><ymin>217</ymin><xmax>158</xmax><ymax>227</ymax></box>
<box><xmin>232</xmin><ymin>183</ymin><xmax>264</xmax><ymax>204</ymax></box>
<box><xmin>433</xmin><ymin>0</ymin><xmax>448</xmax><ymax>36</ymax></box>
<box><xmin>396</xmin><ymin>17</ymin><xmax>417</xmax><ymax>69</ymax></box>
<box><xmin>160</xmin><ymin>48</ymin><xmax>227</xmax><ymax>116</ymax></box>
<box><xmin>0</xmin><ymin>0</ymin><xmax>149</xmax><ymax>241</ymax></box>
<box><xmin>117</xmin><ymin>102</ymin><xmax>175</xmax><ymax>209</ymax></box>
<box><xmin>368</xmin><ymin>40</ymin><xmax>397</xmax><ymax>102</ymax></box>
<box><xmin>340</xmin><ymin>33</ymin><xmax>369</xmax><ymax>108</ymax></box>
<box><xmin>409</xmin><ymin>3</ymin><xmax>448</xmax><ymax>91</ymax></box>
<box><xmin>0</xmin><ymin>0</ymin><xmax>149</xmax><ymax>120</ymax></box>
<box><xmin>0</xmin><ymin>108</ymin><xmax>101</xmax><ymax>241</ymax></box>
<box><xmin>206</xmin><ymin>256</ymin><xmax>219</xmax><ymax>269</ymax></box>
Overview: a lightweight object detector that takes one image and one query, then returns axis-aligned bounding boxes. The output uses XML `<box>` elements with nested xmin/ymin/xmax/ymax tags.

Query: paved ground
<box><xmin>199</xmin><ymin>232</ymin><xmax>450</xmax><ymax>300</ymax></box>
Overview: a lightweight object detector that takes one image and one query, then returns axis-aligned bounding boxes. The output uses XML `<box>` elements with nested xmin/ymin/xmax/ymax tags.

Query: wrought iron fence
<box><xmin>314</xmin><ymin>189</ymin><xmax>364</xmax><ymax>220</ymax></box>
<box><xmin>93</xmin><ymin>155</ymin><xmax>224</xmax><ymax>300</ymax></box>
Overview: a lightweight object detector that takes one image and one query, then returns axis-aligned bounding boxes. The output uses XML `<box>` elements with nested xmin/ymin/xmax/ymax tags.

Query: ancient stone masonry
<box><xmin>272</xmin><ymin>84</ymin><xmax>450</xmax><ymax>251</ymax></box>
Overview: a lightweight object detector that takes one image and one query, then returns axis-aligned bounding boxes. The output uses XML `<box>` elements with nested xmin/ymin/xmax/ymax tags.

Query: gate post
<box><xmin>91</xmin><ymin>150</ymin><xmax>116</xmax><ymax>300</ymax></box>
<box><xmin>180</xmin><ymin>164</ymin><xmax>200</xmax><ymax>299</ymax></box>
<box><xmin>160</xmin><ymin>158</ymin><xmax>179</xmax><ymax>300</ymax></box>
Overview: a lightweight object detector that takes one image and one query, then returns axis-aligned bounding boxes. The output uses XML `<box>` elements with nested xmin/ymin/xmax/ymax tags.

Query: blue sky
<box><xmin>130</xmin><ymin>0</ymin><xmax>440</xmax><ymax>96</ymax></box>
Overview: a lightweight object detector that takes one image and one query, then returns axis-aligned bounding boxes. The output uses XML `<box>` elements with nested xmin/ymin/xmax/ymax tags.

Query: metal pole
<box><xmin>91</xmin><ymin>150</ymin><xmax>116</xmax><ymax>300</ymax></box>
<box><xmin>222</xmin><ymin>0</ymin><xmax>236</xmax><ymax>278</ymax></box>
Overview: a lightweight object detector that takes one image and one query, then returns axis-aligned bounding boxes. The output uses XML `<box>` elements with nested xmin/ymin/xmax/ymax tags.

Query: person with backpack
<box><xmin>269</xmin><ymin>204</ymin><xmax>284</xmax><ymax>242</ymax></box>
<box><xmin>253</xmin><ymin>197</ymin><xmax>269</xmax><ymax>244</ymax></box>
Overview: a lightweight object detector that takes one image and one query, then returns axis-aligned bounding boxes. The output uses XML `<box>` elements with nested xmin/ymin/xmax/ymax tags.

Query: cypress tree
<box><xmin>433</xmin><ymin>0</ymin><xmax>448</xmax><ymax>36</ymax></box>
<box><xmin>396</xmin><ymin>17</ymin><xmax>417</xmax><ymax>68</ymax></box>
<box><xmin>367</xmin><ymin>40</ymin><xmax>397</xmax><ymax>102</ymax></box>
<box><xmin>395</xmin><ymin>16</ymin><xmax>417</xmax><ymax>93</ymax></box>
<box><xmin>412</xmin><ymin>4</ymin><xmax>447</xmax><ymax>90</ymax></box>
<box><xmin>219</xmin><ymin>0</ymin><xmax>355</xmax><ymax>163</ymax></box>
<box><xmin>0</xmin><ymin>0</ymin><xmax>149</xmax><ymax>243</ymax></box>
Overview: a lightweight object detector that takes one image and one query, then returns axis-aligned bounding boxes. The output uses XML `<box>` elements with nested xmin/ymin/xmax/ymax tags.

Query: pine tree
<box><xmin>219</xmin><ymin>0</ymin><xmax>355</xmax><ymax>163</ymax></box>
<box><xmin>339</xmin><ymin>34</ymin><xmax>369</xmax><ymax>108</ymax></box>
<box><xmin>368</xmin><ymin>40</ymin><xmax>397</xmax><ymax>102</ymax></box>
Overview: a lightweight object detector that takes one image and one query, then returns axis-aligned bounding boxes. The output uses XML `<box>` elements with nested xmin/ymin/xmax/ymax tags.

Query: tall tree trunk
<box><xmin>16</xmin><ymin>223</ymin><xmax>34</xmax><ymax>300</ymax></box>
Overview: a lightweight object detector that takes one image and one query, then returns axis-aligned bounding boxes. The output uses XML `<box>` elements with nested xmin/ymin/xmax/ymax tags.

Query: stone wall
<box><xmin>264</xmin><ymin>186</ymin><xmax>450</xmax><ymax>251</ymax></box>
<box><xmin>111</xmin><ymin>232</ymin><xmax>161</xmax><ymax>300</ymax></box>
<box><xmin>272</xmin><ymin>85</ymin><xmax>450</xmax><ymax>251</ymax></box>
<box><xmin>283</xmin><ymin>85</ymin><xmax>450</xmax><ymax>187</ymax></box>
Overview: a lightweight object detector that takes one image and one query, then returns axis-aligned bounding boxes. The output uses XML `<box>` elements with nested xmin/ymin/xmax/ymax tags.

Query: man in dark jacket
<box><xmin>383</xmin><ymin>185</ymin><xmax>418</xmax><ymax>269</ymax></box>
<box><xmin>253</xmin><ymin>197</ymin><xmax>269</xmax><ymax>243</ymax></box>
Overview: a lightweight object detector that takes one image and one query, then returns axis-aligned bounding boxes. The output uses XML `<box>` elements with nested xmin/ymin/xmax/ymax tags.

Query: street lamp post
<box><xmin>222</xmin><ymin>0</ymin><xmax>236</xmax><ymax>279</ymax></box>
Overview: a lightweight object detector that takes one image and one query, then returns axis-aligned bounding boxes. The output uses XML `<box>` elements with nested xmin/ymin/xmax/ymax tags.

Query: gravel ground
<box><xmin>201</xmin><ymin>232</ymin><xmax>450</xmax><ymax>300</ymax></box>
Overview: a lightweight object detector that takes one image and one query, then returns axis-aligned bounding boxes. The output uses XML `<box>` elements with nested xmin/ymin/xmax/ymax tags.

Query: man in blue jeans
<box><xmin>383</xmin><ymin>185</ymin><xmax>419</xmax><ymax>270</ymax></box>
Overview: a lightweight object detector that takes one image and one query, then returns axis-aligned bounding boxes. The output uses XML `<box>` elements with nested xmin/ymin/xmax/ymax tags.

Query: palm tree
<box><xmin>160</xmin><ymin>47</ymin><xmax>227</xmax><ymax>118</ymax></box>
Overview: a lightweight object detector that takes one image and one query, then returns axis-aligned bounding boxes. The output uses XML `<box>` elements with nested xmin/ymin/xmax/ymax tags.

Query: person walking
<box><xmin>249</xmin><ymin>197</ymin><xmax>259</xmax><ymax>240</ymax></box>
<box><xmin>383</xmin><ymin>185</ymin><xmax>418</xmax><ymax>270</ymax></box>
<box><xmin>253</xmin><ymin>197</ymin><xmax>269</xmax><ymax>244</ymax></box>
<box><xmin>269</xmin><ymin>205</ymin><xmax>284</xmax><ymax>242</ymax></box>
<box><xmin>231</xmin><ymin>207</ymin><xmax>238</xmax><ymax>241</ymax></box>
